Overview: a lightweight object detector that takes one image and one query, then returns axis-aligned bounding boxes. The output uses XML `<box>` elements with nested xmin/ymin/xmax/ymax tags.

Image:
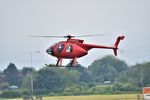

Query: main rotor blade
<box><xmin>29</xmin><ymin>36</ymin><xmax>65</xmax><ymax>38</ymax></box>
<box><xmin>29</xmin><ymin>34</ymin><xmax>111</xmax><ymax>38</ymax></box>
<box><xmin>74</xmin><ymin>34</ymin><xmax>111</xmax><ymax>37</ymax></box>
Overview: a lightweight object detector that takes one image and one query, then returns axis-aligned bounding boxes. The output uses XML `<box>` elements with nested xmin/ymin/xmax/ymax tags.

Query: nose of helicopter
<box><xmin>46</xmin><ymin>47</ymin><xmax>54</xmax><ymax>56</ymax></box>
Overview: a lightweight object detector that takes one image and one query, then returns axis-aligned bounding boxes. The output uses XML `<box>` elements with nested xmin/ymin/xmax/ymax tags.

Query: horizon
<box><xmin>0</xmin><ymin>54</ymin><xmax>149</xmax><ymax>71</ymax></box>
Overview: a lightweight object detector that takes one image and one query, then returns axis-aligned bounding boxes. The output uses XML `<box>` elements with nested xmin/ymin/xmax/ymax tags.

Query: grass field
<box><xmin>0</xmin><ymin>94</ymin><xmax>143</xmax><ymax>100</ymax></box>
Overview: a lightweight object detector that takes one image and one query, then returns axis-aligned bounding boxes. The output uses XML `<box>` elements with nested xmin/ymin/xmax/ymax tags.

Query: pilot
<box><xmin>66</xmin><ymin>45</ymin><xmax>72</xmax><ymax>53</ymax></box>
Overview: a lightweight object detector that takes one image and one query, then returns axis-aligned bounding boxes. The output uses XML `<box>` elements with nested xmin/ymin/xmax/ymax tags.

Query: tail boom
<box><xmin>77</xmin><ymin>35</ymin><xmax>125</xmax><ymax>56</ymax></box>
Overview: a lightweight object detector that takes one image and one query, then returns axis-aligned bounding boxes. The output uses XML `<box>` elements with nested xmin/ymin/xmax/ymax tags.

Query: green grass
<box><xmin>0</xmin><ymin>99</ymin><xmax>22</xmax><ymax>100</ymax></box>
<box><xmin>0</xmin><ymin>94</ymin><xmax>143</xmax><ymax>100</ymax></box>
<box><xmin>43</xmin><ymin>94</ymin><xmax>142</xmax><ymax>100</ymax></box>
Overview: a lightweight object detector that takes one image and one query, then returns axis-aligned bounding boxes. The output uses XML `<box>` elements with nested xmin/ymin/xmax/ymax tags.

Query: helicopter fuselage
<box><xmin>46</xmin><ymin>39</ymin><xmax>88</xmax><ymax>59</ymax></box>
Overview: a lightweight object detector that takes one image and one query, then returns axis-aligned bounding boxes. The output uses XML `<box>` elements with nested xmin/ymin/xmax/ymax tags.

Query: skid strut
<box><xmin>56</xmin><ymin>58</ymin><xmax>63</xmax><ymax>66</ymax></box>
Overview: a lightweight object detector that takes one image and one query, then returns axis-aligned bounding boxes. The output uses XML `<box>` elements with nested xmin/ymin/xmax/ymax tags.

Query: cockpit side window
<box><xmin>57</xmin><ymin>44</ymin><xmax>64</xmax><ymax>53</ymax></box>
<box><xmin>66</xmin><ymin>44</ymin><xmax>73</xmax><ymax>53</ymax></box>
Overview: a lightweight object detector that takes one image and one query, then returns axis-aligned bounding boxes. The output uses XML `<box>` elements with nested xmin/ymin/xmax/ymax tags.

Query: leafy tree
<box><xmin>66</xmin><ymin>62</ymin><xmax>93</xmax><ymax>84</ymax></box>
<box><xmin>3</xmin><ymin>63</ymin><xmax>18</xmax><ymax>74</ymax></box>
<box><xmin>34</xmin><ymin>66</ymin><xmax>65</xmax><ymax>92</ymax></box>
<box><xmin>0</xmin><ymin>90</ymin><xmax>21</xmax><ymax>98</ymax></box>
<box><xmin>21</xmin><ymin>67</ymin><xmax>35</xmax><ymax>75</ymax></box>
<box><xmin>21</xmin><ymin>74</ymin><xmax>31</xmax><ymax>90</ymax></box>
<box><xmin>75</xmin><ymin>64</ymin><xmax>93</xmax><ymax>83</ymax></box>
<box><xmin>112</xmin><ymin>82</ymin><xmax>140</xmax><ymax>91</ymax></box>
<box><xmin>118</xmin><ymin>62</ymin><xmax>150</xmax><ymax>87</ymax></box>
<box><xmin>88</xmin><ymin>55</ymin><xmax>128</xmax><ymax>83</ymax></box>
<box><xmin>0</xmin><ymin>82</ymin><xmax>9</xmax><ymax>90</ymax></box>
<box><xmin>67</xmin><ymin>70</ymin><xmax>80</xmax><ymax>84</ymax></box>
<box><xmin>63</xmin><ymin>84</ymin><xmax>83</xmax><ymax>95</ymax></box>
<box><xmin>3</xmin><ymin>63</ymin><xmax>21</xmax><ymax>86</ymax></box>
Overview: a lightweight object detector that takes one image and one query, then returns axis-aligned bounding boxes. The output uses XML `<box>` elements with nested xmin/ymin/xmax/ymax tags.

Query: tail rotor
<box><xmin>113</xmin><ymin>36</ymin><xmax>125</xmax><ymax>56</ymax></box>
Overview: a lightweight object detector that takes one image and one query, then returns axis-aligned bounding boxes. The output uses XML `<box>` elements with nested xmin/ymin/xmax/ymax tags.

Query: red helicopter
<box><xmin>31</xmin><ymin>34</ymin><xmax>125</xmax><ymax>67</ymax></box>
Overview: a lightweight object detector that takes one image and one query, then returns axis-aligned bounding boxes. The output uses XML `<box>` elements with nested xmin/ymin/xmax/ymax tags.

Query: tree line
<box><xmin>0</xmin><ymin>55</ymin><xmax>150</xmax><ymax>98</ymax></box>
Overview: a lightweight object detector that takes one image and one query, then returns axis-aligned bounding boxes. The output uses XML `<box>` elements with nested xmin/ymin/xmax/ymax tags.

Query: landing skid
<box><xmin>56</xmin><ymin>58</ymin><xmax>77</xmax><ymax>67</ymax></box>
<box><xmin>45</xmin><ymin>64</ymin><xmax>77</xmax><ymax>67</ymax></box>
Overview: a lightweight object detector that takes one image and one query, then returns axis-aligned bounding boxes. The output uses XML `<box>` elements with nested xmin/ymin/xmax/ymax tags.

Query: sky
<box><xmin>0</xmin><ymin>0</ymin><xmax>150</xmax><ymax>70</ymax></box>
